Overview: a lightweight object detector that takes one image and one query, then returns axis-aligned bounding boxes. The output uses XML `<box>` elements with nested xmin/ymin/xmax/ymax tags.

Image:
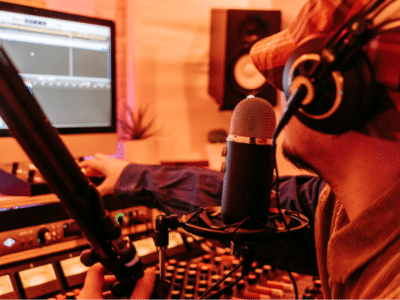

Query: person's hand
<box><xmin>79</xmin><ymin>154</ymin><xmax>129</xmax><ymax>196</ymax></box>
<box><xmin>77</xmin><ymin>263</ymin><xmax>156</xmax><ymax>299</ymax></box>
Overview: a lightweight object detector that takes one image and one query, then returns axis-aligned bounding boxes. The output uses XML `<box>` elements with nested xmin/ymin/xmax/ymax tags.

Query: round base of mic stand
<box><xmin>180</xmin><ymin>206</ymin><xmax>309</xmax><ymax>246</ymax></box>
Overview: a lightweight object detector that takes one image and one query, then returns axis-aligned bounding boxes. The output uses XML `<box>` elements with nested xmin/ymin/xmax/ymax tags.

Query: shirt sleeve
<box><xmin>114</xmin><ymin>164</ymin><xmax>323</xmax><ymax>221</ymax></box>
<box><xmin>114</xmin><ymin>163</ymin><xmax>224</xmax><ymax>216</ymax></box>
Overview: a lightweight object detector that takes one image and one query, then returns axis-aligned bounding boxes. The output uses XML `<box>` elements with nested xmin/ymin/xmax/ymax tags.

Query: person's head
<box><xmin>250</xmin><ymin>0</ymin><xmax>400</xmax><ymax>175</ymax></box>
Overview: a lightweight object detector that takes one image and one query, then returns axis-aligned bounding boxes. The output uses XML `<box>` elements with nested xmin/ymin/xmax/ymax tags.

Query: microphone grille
<box><xmin>230</xmin><ymin>97</ymin><xmax>276</xmax><ymax>139</ymax></box>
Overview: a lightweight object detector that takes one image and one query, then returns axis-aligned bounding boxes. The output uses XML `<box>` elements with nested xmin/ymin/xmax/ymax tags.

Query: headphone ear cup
<box><xmin>283</xmin><ymin>36</ymin><xmax>376</xmax><ymax>135</ymax></box>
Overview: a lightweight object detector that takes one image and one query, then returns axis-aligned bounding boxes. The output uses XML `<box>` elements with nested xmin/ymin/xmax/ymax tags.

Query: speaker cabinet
<box><xmin>208</xmin><ymin>9</ymin><xmax>281</xmax><ymax>110</ymax></box>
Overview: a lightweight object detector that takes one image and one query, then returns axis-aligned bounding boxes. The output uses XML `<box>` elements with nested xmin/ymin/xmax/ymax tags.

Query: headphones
<box><xmin>277</xmin><ymin>0</ymin><xmax>400</xmax><ymax>136</ymax></box>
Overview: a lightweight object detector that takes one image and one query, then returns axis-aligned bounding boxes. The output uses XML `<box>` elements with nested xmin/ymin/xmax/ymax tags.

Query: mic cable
<box><xmin>199</xmin><ymin>259</ymin><xmax>244</xmax><ymax>299</ymax></box>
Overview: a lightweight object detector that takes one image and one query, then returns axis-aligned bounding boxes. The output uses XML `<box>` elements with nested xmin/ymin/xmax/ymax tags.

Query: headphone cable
<box><xmin>272</xmin><ymin>123</ymin><xmax>299</xmax><ymax>300</ymax></box>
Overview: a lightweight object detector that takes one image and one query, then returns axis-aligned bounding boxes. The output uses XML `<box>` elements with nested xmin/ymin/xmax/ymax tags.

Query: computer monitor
<box><xmin>0</xmin><ymin>2</ymin><xmax>117</xmax><ymax>164</ymax></box>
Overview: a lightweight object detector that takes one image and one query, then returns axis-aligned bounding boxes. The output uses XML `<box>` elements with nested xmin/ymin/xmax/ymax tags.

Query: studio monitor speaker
<box><xmin>208</xmin><ymin>9</ymin><xmax>281</xmax><ymax>110</ymax></box>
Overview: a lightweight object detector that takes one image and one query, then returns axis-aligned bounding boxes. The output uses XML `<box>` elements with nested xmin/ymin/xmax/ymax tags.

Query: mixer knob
<box><xmin>65</xmin><ymin>291</ymin><xmax>76</xmax><ymax>299</ymax></box>
<box><xmin>168</xmin><ymin>259</ymin><xmax>178</xmax><ymax>266</ymax></box>
<box><xmin>175</xmin><ymin>275</ymin><xmax>184</xmax><ymax>283</ymax></box>
<box><xmin>232</xmin><ymin>259</ymin><xmax>240</xmax><ymax>268</ymax></box>
<box><xmin>37</xmin><ymin>228</ymin><xmax>52</xmax><ymax>244</ymax></box>
<box><xmin>198</xmin><ymin>287</ymin><xmax>207</xmax><ymax>298</ymax></box>
<box><xmin>247</xmin><ymin>274</ymin><xmax>257</xmax><ymax>285</ymax></box>
<box><xmin>185</xmin><ymin>285</ymin><xmax>194</xmax><ymax>294</ymax></box>
<box><xmin>255</xmin><ymin>268</ymin><xmax>263</xmax><ymax>278</ymax></box>
<box><xmin>224</xmin><ymin>277</ymin><xmax>233</xmax><ymax>286</ymax></box>
<box><xmin>176</xmin><ymin>268</ymin><xmax>186</xmax><ymax>275</ymax></box>
<box><xmin>28</xmin><ymin>164</ymin><xmax>37</xmax><ymax>183</ymax></box>
<box><xmin>202</xmin><ymin>254</ymin><xmax>211</xmax><ymax>263</ymax></box>
<box><xmin>263</xmin><ymin>264</ymin><xmax>272</xmax><ymax>276</ymax></box>
<box><xmin>117</xmin><ymin>215</ymin><xmax>130</xmax><ymax>226</ymax></box>
<box><xmin>314</xmin><ymin>278</ymin><xmax>322</xmax><ymax>288</ymax></box>
<box><xmin>166</xmin><ymin>265</ymin><xmax>176</xmax><ymax>273</ymax></box>
<box><xmin>237</xmin><ymin>279</ymin><xmax>246</xmax><ymax>290</ymax></box>
<box><xmin>184</xmin><ymin>293</ymin><xmax>194</xmax><ymax>299</ymax></box>
<box><xmin>200</xmin><ymin>265</ymin><xmax>209</xmax><ymax>278</ymax></box>
<box><xmin>199</xmin><ymin>280</ymin><xmax>207</xmax><ymax>289</ymax></box>
<box><xmin>171</xmin><ymin>290</ymin><xmax>180</xmax><ymax>299</ymax></box>
<box><xmin>178</xmin><ymin>261</ymin><xmax>187</xmax><ymax>268</ymax></box>
<box><xmin>187</xmin><ymin>270</ymin><xmax>197</xmax><ymax>285</ymax></box>
<box><xmin>211</xmin><ymin>275</ymin><xmax>220</xmax><ymax>283</ymax></box>
<box><xmin>214</xmin><ymin>256</ymin><xmax>222</xmax><ymax>266</ymax></box>
<box><xmin>303</xmin><ymin>293</ymin><xmax>316</xmax><ymax>299</ymax></box>
<box><xmin>188</xmin><ymin>270</ymin><xmax>197</xmax><ymax>278</ymax></box>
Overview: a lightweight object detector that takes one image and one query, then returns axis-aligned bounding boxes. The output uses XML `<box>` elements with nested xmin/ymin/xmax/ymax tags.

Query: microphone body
<box><xmin>222</xmin><ymin>139</ymin><xmax>274</xmax><ymax>227</ymax></box>
<box><xmin>221</xmin><ymin>97</ymin><xmax>276</xmax><ymax>228</ymax></box>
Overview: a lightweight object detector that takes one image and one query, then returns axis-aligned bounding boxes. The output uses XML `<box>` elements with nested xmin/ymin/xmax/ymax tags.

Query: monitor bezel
<box><xmin>0</xmin><ymin>1</ymin><xmax>117</xmax><ymax>137</ymax></box>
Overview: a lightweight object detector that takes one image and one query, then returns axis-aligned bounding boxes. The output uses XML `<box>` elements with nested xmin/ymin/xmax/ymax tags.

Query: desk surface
<box><xmin>0</xmin><ymin>193</ymin><xmax>59</xmax><ymax>209</ymax></box>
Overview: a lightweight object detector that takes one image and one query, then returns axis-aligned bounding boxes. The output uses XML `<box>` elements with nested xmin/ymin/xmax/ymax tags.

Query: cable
<box><xmin>205</xmin><ymin>273</ymin><xmax>245</xmax><ymax>299</ymax></box>
<box><xmin>324</xmin><ymin>0</ymin><xmax>383</xmax><ymax>49</ymax></box>
<box><xmin>272</xmin><ymin>141</ymin><xmax>284</xmax><ymax>223</ymax></box>
<box><xmin>199</xmin><ymin>259</ymin><xmax>243</xmax><ymax>299</ymax></box>
<box><xmin>272</xmin><ymin>99</ymin><xmax>302</xmax><ymax>299</ymax></box>
<box><xmin>283</xmin><ymin>234</ymin><xmax>299</xmax><ymax>299</ymax></box>
<box><xmin>273</xmin><ymin>85</ymin><xmax>308</xmax><ymax>141</ymax></box>
<box><xmin>272</xmin><ymin>137</ymin><xmax>299</xmax><ymax>299</ymax></box>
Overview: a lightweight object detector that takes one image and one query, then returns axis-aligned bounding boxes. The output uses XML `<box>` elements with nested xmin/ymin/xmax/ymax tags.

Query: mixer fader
<box><xmin>157</xmin><ymin>250</ymin><xmax>322</xmax><ymax>299</ymax></box>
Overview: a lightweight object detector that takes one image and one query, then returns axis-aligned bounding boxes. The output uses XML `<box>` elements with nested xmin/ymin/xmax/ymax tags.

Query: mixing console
<box><xmin>156</xmin><ymin>252</ymin><xmax>322</xmax><ymax>299</ymax></box>
<box><xmin>38</xmin><ymin>245</ymin><xmax>322</xmax><ymax>300</ymax></box>
<box><xmin>0</xmin><ymin>194</ymin><xmax>322</xmax><ymax>299</ymax></box>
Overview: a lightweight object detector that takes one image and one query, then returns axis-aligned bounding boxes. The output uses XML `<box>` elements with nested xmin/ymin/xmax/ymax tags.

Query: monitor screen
<box><xmin>0</xmin><ymin>2</ymin><xmax>117</xmax><ymax>164</ymax></box>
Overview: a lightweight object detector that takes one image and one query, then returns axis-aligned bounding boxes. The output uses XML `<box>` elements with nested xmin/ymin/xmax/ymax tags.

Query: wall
<box><xmin>127</xmin><ymin>0</ymin><xmax>308</xmax><ymax>176</ymax></box>
<box><xmin>128</xmin><ymin>0</ymin><xmax>249</xmax><ymax>162</ymax></box>
<box><xmin>4</xmin><ymin>0</ymin><xmax>308</xmax><ymax>175</ymax></box>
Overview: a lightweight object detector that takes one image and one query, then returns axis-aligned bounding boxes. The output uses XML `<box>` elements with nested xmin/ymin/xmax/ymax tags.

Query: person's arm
<box><xmin>114</xmin><ymin>163</ymin><xmax>224</xmax><ymax>216</ymax></box>
<box><xmin>79</xmin><ymin>153</ymin><xmax>129</xmax><ymax>196</ymax></box>
<box><xmin>79</xmin><ymin>155</ymin><xmax>224</xmax><ymax>216</ymax></box>
<box><xmin>114</xmin><ymin>162</ymin><xmax>324</xmax><ymax>222</ymax></box>
<box><xmin>114</xmin><ymin>163</ymin><xmax>324</xmax><ymax>275</ymax></box>
<box><xmin>81</xmin><ymin>155</ymin><xmax>324</xmax><ymax>275</ymax></box>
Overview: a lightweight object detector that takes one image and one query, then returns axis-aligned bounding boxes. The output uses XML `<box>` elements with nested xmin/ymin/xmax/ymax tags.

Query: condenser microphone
<box><xmin>221</xmin><ymin>96</ymin><xmax>276</xmax><ymax>228</ymax></box>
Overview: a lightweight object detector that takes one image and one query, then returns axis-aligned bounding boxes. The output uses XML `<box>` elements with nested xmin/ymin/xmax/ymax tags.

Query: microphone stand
<box><xmin>0</xmin><ymin>47</ymin><xmax>165</xmax><ymax>298</ymax></box>
<box><xmin>153</xmin><ymin>214</ymin><xmax>259</xmax><ymax>299</ymax></box>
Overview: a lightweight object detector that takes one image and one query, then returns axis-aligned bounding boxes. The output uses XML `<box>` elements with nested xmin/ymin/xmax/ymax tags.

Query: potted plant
<box><xmin>118</xmin><ymin>102</ymin><xmax>161</xmax><ymax>164</ymax></box>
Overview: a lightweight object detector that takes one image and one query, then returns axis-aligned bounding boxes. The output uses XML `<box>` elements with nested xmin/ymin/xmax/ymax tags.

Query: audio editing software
<box><xmin>0</xmin><ymin>194</ymin><xmax>322</xmax><ymax>299</ymax></box>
